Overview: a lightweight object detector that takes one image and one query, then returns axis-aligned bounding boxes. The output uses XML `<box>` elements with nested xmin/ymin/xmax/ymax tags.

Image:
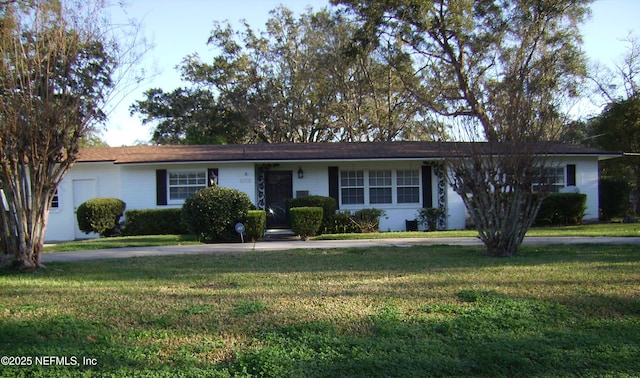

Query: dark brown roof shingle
<box><xmin>77</xmin><ymin>141</ymin><xmax>620</xmax><ymax>164</ymax></box>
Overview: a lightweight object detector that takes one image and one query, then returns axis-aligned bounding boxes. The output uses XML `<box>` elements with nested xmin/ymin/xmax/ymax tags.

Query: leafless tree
<box><xmin>588</xmin><ymin>33</ymin><xmax>640</xmax><ymax>105</ymax></box>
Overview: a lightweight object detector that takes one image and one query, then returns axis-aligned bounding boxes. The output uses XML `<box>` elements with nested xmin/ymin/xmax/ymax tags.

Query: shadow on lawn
<box><xmin>222</xmin><ymin>290</ymin><xmax>640</xmax><ymax>377</ymax></box>
<box><xmin>1</xmin><ymin>290</ymin><xmax>638</xmax><ymax>377</ymax></box>
<box><xmin>0</xmin><ymin>314</ymin><xmax>139</xmax><ymax>376</ymax></box>
<box><xmin>0</xmin><ymin>313</ymin><xmax>224</xmax><ymax>376</ymax></box>
<box><xmin>35</xmin><ymin>244</ymin><xmax>640</xmax><ymax>280</ymax></box>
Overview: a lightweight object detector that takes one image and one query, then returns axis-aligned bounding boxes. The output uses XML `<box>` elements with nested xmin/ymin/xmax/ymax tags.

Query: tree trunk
<box><xmin>1</xmin><ymin>172</ymin><xmax>51</xmax><ymax>270</ymax></box>
<box><xmin>449</xmin><ymin>149</ymin><xmax>547</xmax><ymax>258</ymax></box>
<box><xmin>11</xmin><ymin>211</ymin><xmax>46</xmax><ymax>271</ymax></box>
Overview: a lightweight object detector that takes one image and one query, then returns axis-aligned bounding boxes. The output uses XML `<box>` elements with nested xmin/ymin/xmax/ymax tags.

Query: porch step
<box><xmin>263</xmin><ymin>229</ymin><xmax>298</xmax><ymax>241</ymax></box>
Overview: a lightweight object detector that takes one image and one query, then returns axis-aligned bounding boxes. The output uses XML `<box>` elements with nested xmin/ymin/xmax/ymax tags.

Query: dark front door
<box><xmin>265</xmin><ymin>171</ymin><xmax>293</xmax><ymax>228</ymax></box>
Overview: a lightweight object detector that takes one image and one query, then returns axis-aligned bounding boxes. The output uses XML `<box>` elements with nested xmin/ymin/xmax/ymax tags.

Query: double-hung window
<box><xmin>340</xmin><ymin>169</ymin><xmax>421</xmax><ymax>206</ymax></box>
<box><xmin>397</xmin><ymin>170</ymin><xmax>420</xmax><ymax>203</ymax></box>
<box><xmin>341</xmin><ymin>171</ymin><xmax>364</xmax><ymax>204</ymax></box>
<box><xmin>369</xmin><ymin>170</ymin><xmax>392</xmax><ymax>204</ymax></box>
<box><xmin>169</xmin><ymin>171</ymin><xmax>206</xmax><ymax>201</ymax></box>
<box><xmin>51</xmin><ymin>189</ymin><xmax>59</xmax><ymax>208</ymax></box>
<box><xmin>533</xmin><ymin>167</ymin><xmax>565</xmax><ymax>193</ymax></box>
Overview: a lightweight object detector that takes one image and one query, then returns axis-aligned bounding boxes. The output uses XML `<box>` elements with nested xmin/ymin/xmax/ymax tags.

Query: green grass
<box><xmin>315</xmin><ymin>222</ymin><xmax>640</xmax><ymax>240</ymax></box>
<box><xmin>525</xmin><ymin>222</ymin><xmax>640</xmax><ymax>237</ymax></box>
<box><xmin>43</xmin><ymin>223</ymin><xmax>640</xmax><ymax>253</ymax></box>
<box><xmin>1</xmin><ymin>244</ymin><xmax>639</xmax><ymax>376</ymax></box>
<box><xmin>44</xmin><ymin>234</ymin><xmax>200</xmax><ymax>252</ymax></box>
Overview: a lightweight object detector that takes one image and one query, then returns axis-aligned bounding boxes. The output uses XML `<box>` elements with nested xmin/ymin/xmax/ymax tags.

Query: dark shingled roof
<box><xmin>77</xmin><ymin>141</ymin><xmax>620</xmax><ymax>164</ymax></box>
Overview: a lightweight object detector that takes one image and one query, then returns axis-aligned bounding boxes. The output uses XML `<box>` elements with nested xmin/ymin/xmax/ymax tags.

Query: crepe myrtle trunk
<box><xmin>0</xmin><ymin>163</ymin><xmax>58</xmax><ymax>270</ymax></box>
<box><xmin>448</xmin><ymin>150</ymin><xmax>548</xmax><ymax>257</ymax></box>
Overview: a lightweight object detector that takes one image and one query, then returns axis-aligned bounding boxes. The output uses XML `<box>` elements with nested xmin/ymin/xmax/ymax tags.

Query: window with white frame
<box><xmin>169</xmin><ymin>171</ymin><xmax>206</xmax><ymax>201</ymax></box>
<box><xmin>397</xmin><ymin>170</ymin><xmax>420</xmax><ymax>203</ymax></box>
<box><xmin>533</xmin><ymin>166</ymin><xmax>565</xmax><ymax>193</ymax></box>
<box><xmin>369</xmin><ymin>170</ymin><xmax>392</xmax><ymax>204</ymax></box>
<box><xmin>340</xmin><ymin>171</ymin><xmax>364</xmax><ymax>204</ymax></box>
<box><xmin>51</xmin><ymin>189</ymin><xmax>59</xmax><ymax>208</ymax></box>
<box><xmin>340</xmin><ymin>169</ymin><xmax>421</xmax><ymax>206</ymax></box>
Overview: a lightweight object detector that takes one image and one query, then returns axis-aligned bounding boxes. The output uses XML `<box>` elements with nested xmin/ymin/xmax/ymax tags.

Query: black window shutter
<box><xmin>328</xmin><ymin>166</ymin><xmax>339</xmax><ymax>209</ymax></box>
<box><xmin>208</xmin><ymin>168</ymin><xmax>219</xmax><ymax>187</ymax></box>
<box><xmin>567</xmin><ymin>164</ymin><xmax>576</xmax><ymax>186</ymax></box>
<box><xmin>422</xmin><ymin>166</ymin><xmax>433</xmax><ymax>208</ymax></box>
<box><xmin>156</xmin><ymin>169</ymin><xmax>167</xmax><ymax>206</ymax></box>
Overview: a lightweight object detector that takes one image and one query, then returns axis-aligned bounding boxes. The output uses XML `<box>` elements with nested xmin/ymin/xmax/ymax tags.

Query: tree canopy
<box><xmin>585</xmin><ymin>35</ymin><xmax>640</xmax><ymax>216</ymax></box>
<box><xmin>132</xmin><ymin>6</ymin><xmax>443</xmax><ymax>144</ymax></box>
<box><xmin>334</xmin><ymin>0</ymin><xmax>591</xmax><ymax>256</ymax></box>
<box><xmin>588</xmin><ymin>94</ymin><xmax>640</xmax><ymax>214</ymax></box>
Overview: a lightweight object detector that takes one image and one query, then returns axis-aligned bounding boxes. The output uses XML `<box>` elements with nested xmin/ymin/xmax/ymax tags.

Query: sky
<box><xmin>103</xmin><ymin>0</ymin><xmax>640</xmax><ymax>146</ymax></box>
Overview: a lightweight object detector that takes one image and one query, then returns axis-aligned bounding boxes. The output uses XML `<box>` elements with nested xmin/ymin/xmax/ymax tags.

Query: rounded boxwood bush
<box><xmin>76</xmin><ymin>198</ymin><xmax>126</xmax><ymax>237</ymax></box>
<box><xmin>181</xmin><ymin>186</ymin><xmax>253</xmax><ymax>242</ymax></box>
<box><xmin>290</xmin><ymin>207</ymin><xmax>323</xmax><ymax>240</ymax></box>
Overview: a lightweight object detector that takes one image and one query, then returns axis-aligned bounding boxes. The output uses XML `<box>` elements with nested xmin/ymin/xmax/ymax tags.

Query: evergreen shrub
<box><xmin>417</xmin><ymin>207</ymin><xmax>446</xmax><ymax>231</ymax></box>
<box><xmin>245</xmin><ymin>210</ymin><xmax>266</xmax><ymax>241</ymax></box>
<box><xmin>327</xmin><ymin>211</ymin><xmax>360</xmax><ymax>234</ymax></box>
<box><xmin>535</xmin><ymin>193</ymin><xmax>587</xmax><ymax>226</ymax></box>
<box><xmin>123</xmin><ymin>208</ymin><xmax>188</xmax><ymax>236</ymax></box>
<box><xmin>290</xmin><ymin>207</ymin><xmax>323</xmax><ymax>240</ymax></box>
<box><xmin>599</xmin><ymin>178</ymin><xmax>631</xmax><ymax>220</ymax></box>
<box><xmin>182</xmin><ymin>186</ymin><xmax>253</xmax><ymax>242</ymax></box>
<box><xmin>287</xmin><ymin>195</ymin><xmax>337</xmax><ymax>233</ymax></box>
<box><xmin>76</xmin><ymin>198</ymin><xmax>126</xmax><ymax>237</ymax></box>
<box><xmin>351</xmin><ymin>208</ymin><xmax>386</xmax><ymax>233</ymax></box>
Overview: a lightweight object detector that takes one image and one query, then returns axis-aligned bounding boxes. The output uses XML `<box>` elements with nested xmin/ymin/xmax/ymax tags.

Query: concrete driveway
<box><xmin>41</xmin><ymin>236</ymin><xmax>640</xmax><ymax>263</ymax></box>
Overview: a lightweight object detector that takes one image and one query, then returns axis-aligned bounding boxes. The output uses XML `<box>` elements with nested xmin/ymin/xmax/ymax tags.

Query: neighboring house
<box><xmin>44</xmin><ymin>141</ymin><xmax>620</xmax><ymax>242</ymax></box>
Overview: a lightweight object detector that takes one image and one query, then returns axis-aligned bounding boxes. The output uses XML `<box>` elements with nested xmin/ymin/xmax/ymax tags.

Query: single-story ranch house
<box><xmin>44</xmin><ymin>141</ymin><xmax>620</xmax><ymax>242</ymax></box>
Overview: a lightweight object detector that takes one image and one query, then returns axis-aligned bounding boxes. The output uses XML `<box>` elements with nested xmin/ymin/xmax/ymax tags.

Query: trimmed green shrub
<box><xmin>287</xmin><ymin>195</ymin><xmax>337</xmax><ymax>233</ymax></box>
<box><xmin>76</xmin><ymin>198</ymin><xmax>126</xmax><ymax>237</ymax></box>
<box><xmin>351</xmin><ymin>208</ymin><xmax>386</xmax><ymax>233</ymax></box>
<box><xmin>535</xmin><ymin>193</ymin><xmax>587</xmax><ymax>226</ymax></box>
<box><xmin>123</xmin><ymin>208</ymin><xmax>188</xmax><ymax>236</ymax></box>
<box><xmin>182</xmin><ymin>186</ymin><xmax>253</xmax><ymax>242</ymax></box>
<box><xmin>290</xmin><ymin>207</ymin><xmax>323</xmax><ymax>240</ymax></box>
<box><xmin>600</xmin><ymin>178</ymin><xmax>631</xmax><ymax>220</ymax></box>
<box><xmin>245</xmin><ymin>210</ymin><xmax>266</xmax><ymax>241</ymax></box>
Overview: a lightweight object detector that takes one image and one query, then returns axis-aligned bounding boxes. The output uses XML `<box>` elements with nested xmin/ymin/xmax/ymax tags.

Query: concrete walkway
<box><xmin>41</xmin><ymin>236</ymin><xmax>640</xmax><ymax>263</ymax></box>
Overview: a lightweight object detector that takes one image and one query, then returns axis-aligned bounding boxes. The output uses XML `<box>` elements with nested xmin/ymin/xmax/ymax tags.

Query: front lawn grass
<box><xmin>45</xmin><ymin>234</ymin><xmax>200</xmax><ymax>252</ymax></box>
<box><xmin>1</xmin><ymin>244</ymin><xmax>639</xmax><ymax>377</ymax></box>
<box><xmin>315</xmin><ymin>222</ymin><xmax>640</xmax><ymax>240</ymax></box>
<box><xmin>43</xmin><ymin>223</ymin><xmax>640</xmax><ymax>253</ymax></box>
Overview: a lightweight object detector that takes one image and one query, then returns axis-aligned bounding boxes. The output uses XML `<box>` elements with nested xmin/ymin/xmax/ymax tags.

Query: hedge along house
<box><xmin>44</xmin><ymin>141</ymin><xmax>620</xmax><ymax>242</ymax></box>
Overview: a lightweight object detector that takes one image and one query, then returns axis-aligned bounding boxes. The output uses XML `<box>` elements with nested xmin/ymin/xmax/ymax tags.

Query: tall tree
<box><xmin>130</xmin><ymin>88</ymin><xmax>246</xmax><ymax>145</ymax></box>
<box><xmin>0</xmin><ymin>0</ymin><xmax>145</xmax><ymax>269</ymax></box>
<box><xmin>589</xmin><ymin>94</ymin><xmax>640</xmax><ymax>214</ymax></box>
<box><xmin>588</xmin><ymin>34</ymin><xmax>640</xmax><ymax>105</ymax></box>
<box><xmin>585</xmin><ymin>34</ymin><xmax>640</xmax><ymax>216</ymax></box>
<box><xmin>136</xmin><ymin>6</ymin><xmax>441</xmax><ymax>144</ymax></box>
<box><xmin>336</xmin><ymin>0</ymin><xmax>591</xmax><ymax>256</ymax></box>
